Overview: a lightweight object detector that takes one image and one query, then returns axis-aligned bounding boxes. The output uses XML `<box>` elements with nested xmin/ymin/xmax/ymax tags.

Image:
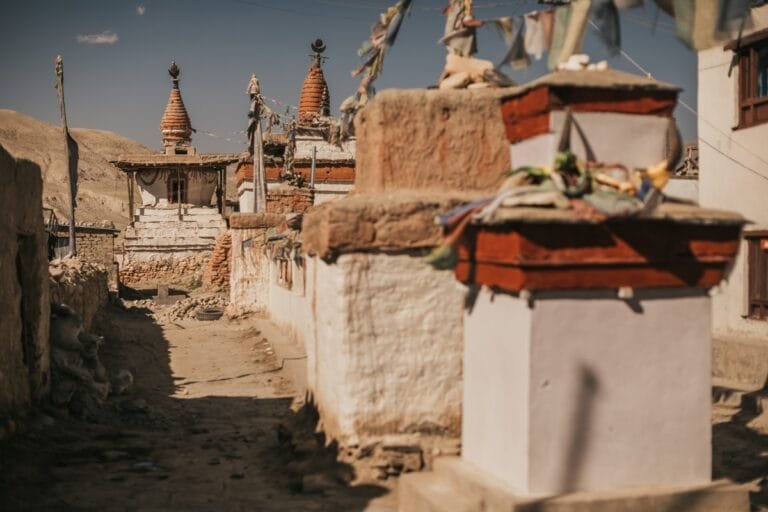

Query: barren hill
<box><xmin>0</xmin><ymin>109</ymin><xmax>153</xmax><ymax>230</ymax></box>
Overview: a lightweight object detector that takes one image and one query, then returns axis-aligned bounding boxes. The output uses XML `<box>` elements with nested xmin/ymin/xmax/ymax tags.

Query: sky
<box><xmin>0</xmin><ymin>0</ymin><xmax>699</xmax><ymax>154</ymax></box>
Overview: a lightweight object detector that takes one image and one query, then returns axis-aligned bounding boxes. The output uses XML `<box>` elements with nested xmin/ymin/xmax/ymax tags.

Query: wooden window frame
<box><xmin>745</xmin><ymin>231</ymin><xmax>768</xmax><ymax>321</ymax></box>
<box><xmin>728</xmin><ymin>28</ymin><xmax>768</xmax><ymax>130</ymax></box>
<box><xmin>167</xmin><ymin>176</ymin><xmax>188</xmax><ymax>204</ymax></box>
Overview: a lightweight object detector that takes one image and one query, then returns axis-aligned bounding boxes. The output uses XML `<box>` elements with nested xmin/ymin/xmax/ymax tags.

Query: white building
<box><xmin>698</xmin><ymin>4</ymin><xmax>768</xmax><ymax>340</ymax></box>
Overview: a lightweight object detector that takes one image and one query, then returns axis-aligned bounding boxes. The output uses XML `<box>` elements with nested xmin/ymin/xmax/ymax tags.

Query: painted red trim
<box><xmin>455</xmin><ymin>223</ymin><xmax>741</xmax><ymax>292</ymax></box>
<box><xmin>499</xmin><ymin>85</ymin><xmax>678</xmax><ymax>143</ymax></box>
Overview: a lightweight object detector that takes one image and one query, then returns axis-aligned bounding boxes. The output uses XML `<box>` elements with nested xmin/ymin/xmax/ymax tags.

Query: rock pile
<box><xmin>50</xmin><ymin>304</ymin><xmax>132</xmax><ymax>419</ymax></box>
<box><xmin>158</xmin><ymin>294</ymin><xmax>229</xmax><ymax>322</ymax></box>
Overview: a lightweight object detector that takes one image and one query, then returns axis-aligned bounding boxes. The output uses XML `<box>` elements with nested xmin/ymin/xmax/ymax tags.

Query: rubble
<box><xmin>157</xmin><ymin>294</ymin><xmax>229</xmax><ymax>322</ymax></box>
<box><xmin>49</xmin><ymin>304</ymin><xmax>130</xmax><ymax>419</ymax></box>
<box><xmin>49</xmin><ymin>257</ymin><xmax>109</xmax><ymax>330</ymax></box>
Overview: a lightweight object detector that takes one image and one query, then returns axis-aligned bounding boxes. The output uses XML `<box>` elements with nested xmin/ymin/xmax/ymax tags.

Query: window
<box><xmin>729</xmin><ymin>29</ymin><xmax>768</xmax><ymax>129</ymax></box>
<box><xmin>167</xmin><ymin>177</ymin><xmax>187</xmax><ymax>204</ymax></box>
<box><xmin>746</xmin><ymin>232</ymin><xmax>768</xmax><ymax>320</ymax></box>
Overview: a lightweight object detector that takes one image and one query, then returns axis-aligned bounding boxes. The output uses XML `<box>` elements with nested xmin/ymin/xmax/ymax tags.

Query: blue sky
<box><xmin>0</xmin><ymin>0</ymin><xmax>698</xmax><ymax>153</ymax></box>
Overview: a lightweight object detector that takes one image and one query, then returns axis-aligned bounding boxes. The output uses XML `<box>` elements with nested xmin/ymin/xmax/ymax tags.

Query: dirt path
<box><xmin>1</xmin><ymin>299</ymin><xmax>395</xmax><ymax>512</ymax></box>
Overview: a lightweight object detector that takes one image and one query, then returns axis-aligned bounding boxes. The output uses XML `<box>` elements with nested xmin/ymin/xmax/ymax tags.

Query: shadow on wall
<box><xmin>0</xmin><ymin>299</ymin><xmax>387</xmax><ymax>511</ymax></box>
<box><xmin>556</xmin><ymin>364</ymin><xmax>600</xmax><ymax>495</ymax></box>
<box><xmin>0</xmin><ymin>145</ymin><xmax>50</xmax><ymax>418</ymax></box>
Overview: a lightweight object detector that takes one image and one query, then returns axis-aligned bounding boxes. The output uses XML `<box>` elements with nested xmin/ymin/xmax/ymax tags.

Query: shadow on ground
<box><xmin>0</xmin><ymin>299</ymin><xmax>388</xmax><ymax>512</ymax></box>
<box><xmin>713</xmin><ymin>389</ymin><xmax>768</xmax><ymax>510</ymax></box>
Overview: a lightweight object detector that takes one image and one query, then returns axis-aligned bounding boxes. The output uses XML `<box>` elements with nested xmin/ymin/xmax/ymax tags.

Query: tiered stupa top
<box><xmin>160</xmin><ymin>61</ymin><xmax>193</xmax><ymax>153</ymax></box>
<box><xmin>298</xmin><ymin>39</ymin><xmax>331</xmax><ymax>124</ymax></box>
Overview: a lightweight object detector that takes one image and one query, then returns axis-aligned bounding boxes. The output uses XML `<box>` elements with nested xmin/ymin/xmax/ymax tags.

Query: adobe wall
<box><xmin>353</xmin><ymin>88</ymin><xmax>511</xmax><ymax>194</ymax></box>
<box><xmin>305</xmin><ymin>253</ymin><xmax>465</xmax><ymax>446</ymax></box>
<box><xmin>0</xmin><ymin>145</ymin><xmax>50</xmax><ymax>416</ymax></box>
<box><xmin>228</xmin><ymin>213</ymin><xmax>284</xmax><ymax>312</ymax></box>
<box><xmin>257</xmin><ymin>247</ymin><xmax>465</xmax><ymax>463</ymax></box>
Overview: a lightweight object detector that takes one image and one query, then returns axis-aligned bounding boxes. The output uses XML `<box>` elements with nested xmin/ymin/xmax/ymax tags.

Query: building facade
<box><xmin>698</xmin><ymin>4</ymin><xmax>768</xmax><ymax>339</ymax></box>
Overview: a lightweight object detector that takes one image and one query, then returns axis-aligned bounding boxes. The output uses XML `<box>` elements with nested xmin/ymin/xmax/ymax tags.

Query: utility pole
<box><xmin>247</xmin><ymin>74</ymin><xmax>266</xmax><ymax>213</ymax></box>
<box><xmin>55</xmin><ymin>55</ymin><xmax>78</xmax><ymax>256</ymax></box>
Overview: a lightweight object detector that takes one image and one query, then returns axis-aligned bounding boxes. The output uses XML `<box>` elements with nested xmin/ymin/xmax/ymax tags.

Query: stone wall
<box><xmin>0</xmin><ymin>144</ymin><xmax>50</xmax><ymax>417</ymax></box>
<box><xmin>120</xmin><ymin>253</ymin><xmax>210</xmax><ymax>288</ymax></box>
<box><xmin>202</xmin><ymin>233</ymin><xmax>232</xmax><ymax>291</ymax></box>
<box><xmin>267</xmin><ymin>187</ymin><xmax>314</xmax><ymax>214</ymax></box>
<box><xmin>49</xmin><ymin>259</ymin><xmax>109</xmax><ymax>331</ymax></box>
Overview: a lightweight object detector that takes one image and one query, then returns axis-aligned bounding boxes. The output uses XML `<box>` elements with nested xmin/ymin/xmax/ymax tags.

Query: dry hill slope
<box><xmin>0</xmin><ymin>109</ymin><xmax>153</xmax><ymax>230</ymax></box>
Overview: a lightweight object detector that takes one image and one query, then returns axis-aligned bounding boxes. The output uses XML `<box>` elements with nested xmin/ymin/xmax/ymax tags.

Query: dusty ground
<box><xmin>4</xmin><ymin>288</ymin><xmax>768</xmax><ymax>511</ymax></box>
<box><xmin>0</xmin><ymin>292</ymin><xmax>395</xmax><ymax>511</ymax></box>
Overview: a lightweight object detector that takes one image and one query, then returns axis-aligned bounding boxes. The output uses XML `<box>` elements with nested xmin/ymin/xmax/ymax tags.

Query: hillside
<box><xmin>0</xmin><ymin>109</ymin><xmax>153</xmax><ymax>230</ymax></box>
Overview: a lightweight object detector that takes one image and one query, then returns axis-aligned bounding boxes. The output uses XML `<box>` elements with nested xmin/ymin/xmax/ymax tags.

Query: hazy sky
<box><xmin>0</xmin><ymin>0</ymin><xmax>698</xmax><ymax>153</ymax></box>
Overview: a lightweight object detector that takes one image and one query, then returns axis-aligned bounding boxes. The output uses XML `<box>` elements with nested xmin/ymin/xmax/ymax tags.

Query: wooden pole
<box><xmin>55</xmin><ymin>55</ymin><xmax>77</xmax><ymax>256</ymax></box>
<box><xmin>255</xmin><ymin>118</ymin><xmax>266</xmax><ymax>213</ymax></box>
<box><xmin>128</xmin><ymin>172</ymin><xmax>134</xmax><ymax>227</ymax></box>
<box><xmin>177</xmin><ymin>169</ymin><xmax>182</xmax><ymax>220</ymax></box>
<box><xmin>247</xmin><ymin>74</ymin><xmax>266</xmax><ymax>213</ymax></box>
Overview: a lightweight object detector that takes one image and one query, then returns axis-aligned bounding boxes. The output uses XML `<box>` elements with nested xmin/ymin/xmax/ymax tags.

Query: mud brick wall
<box><xmin>0</xmin><ymin>145</ymin><xmax>50</xmax><ymax>416</ymax></box>
<box><xmin>120</xmin><ymin>253</ymin><xmax>211</xmax><ymax>288</ymax></box>
<box><xmin>354</xmin><ymin>88</ymin><xmax>511</xmax><ymax>194</ymax></box>
<box><xmin>203</xmin><ymin>233</ymin><xmax>232</xmax><ymax>291</ymax></box>
<box><xmin>267</xmin><ymin>187</ymin><xmax>314</xmax><ymax>214</ymax></box>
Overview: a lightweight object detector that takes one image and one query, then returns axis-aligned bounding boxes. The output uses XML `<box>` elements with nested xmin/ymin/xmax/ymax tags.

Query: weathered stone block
<box><xmin>301</xmin><ymin>192</ymin><xmax>477</xmax><ymax>259</ymax></box>
<box><xmin>354</xmin><ymin>88</ymin><xmax>512</xmax><ymax>194</ymax></box>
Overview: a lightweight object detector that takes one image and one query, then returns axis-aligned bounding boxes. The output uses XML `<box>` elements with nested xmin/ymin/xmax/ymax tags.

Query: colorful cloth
<box><xmin>547</xmin><ymin>5</ymin><xmax>571</xmax><ymax>70</ymax></box>
<box><xmin>524</xmin><ymin>12</ymin><xmax>546</xmax><ymax>60</ymax></box>
<box><xmin>717</xmin><ymin>0</ymin><xmax>751</xmax><ymax>34</ymax></box>
<box><xmin>489</xmin><ymin>16</ymin><xmax>530</xmax><ymax>69</ymax></box>
<box><xmin>540</xmin><ymin>8</ymin><xmax>555</xmax><ymax>51</ymax></box>
<box><xmin>672</xmin><ymin>0</ymin><xmax>719</xmax><ymax>50</ymax></box>
<box><xmin>440</xmin><ymin>0</ymin><xmax>478</xmax><ymax>56</ymax></box>
<box><xmin>590</xmin><ymin>0</ymin><xmax>620</xmax><ymax>55</ymax></box>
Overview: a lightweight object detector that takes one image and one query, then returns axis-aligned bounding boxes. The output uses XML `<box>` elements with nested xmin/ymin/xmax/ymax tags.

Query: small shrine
<box><xmin>112</xmin><ymin>62</ymin><xmax>238</xmax><ymax>283</ymax></box>
<box><xmin>236</xmin><ymin>40</ymin><xmax>356</xmax><ymax>212</ymax></box>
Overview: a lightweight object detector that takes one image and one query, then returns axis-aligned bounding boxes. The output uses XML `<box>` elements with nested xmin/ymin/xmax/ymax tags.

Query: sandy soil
<box><xmin>0</xmin><ymin>296</ymin><xmax>395</xmax><ymax>511</ymax></box>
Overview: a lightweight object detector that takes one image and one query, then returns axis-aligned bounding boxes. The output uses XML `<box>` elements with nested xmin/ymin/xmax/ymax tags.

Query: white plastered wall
<box><xmin>138</xmin><ymin>174</ymin><xmax>218</xmax><ymax>207</ymax></box>
<box><xmin>510</xmin><ymin>111</ymin><xmax>670</xmax><ymax>170</ymax></box>
<box><xmin>258</xmin><ymin>251</ymin><xmax>466</xmax><ymax>445</ymax></box>
<box><xmin>316</xmin><ymin>254</ymin><xmax>465</xmax><ymax>444</ymax></box>
<box><xmin>229</xmin><ymin>228</ymin><xmax>270</xmax><ymax>311</ymax></box>
<box><xmin>463</xmin><ymin>287</ymin><xmax>712</xmax><ymax>496</ymax></box>
<box><xmin>698</xmin><ymin>5</ymin><xmax>768</xmax><ymax>340</ymax></box>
